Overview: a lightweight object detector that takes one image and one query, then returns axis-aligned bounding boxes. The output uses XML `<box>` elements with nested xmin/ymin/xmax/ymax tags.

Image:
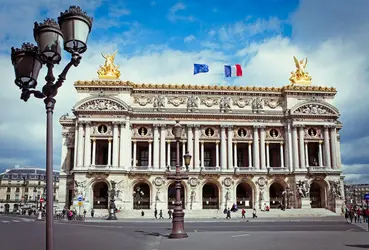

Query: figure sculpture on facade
<box><xmin>187</xmin><ymin>95</ymin><xmax>199</xmax><ymax>111</ymax></box>
<box><xmin>74</xmin><ymin>180</ymin><xmax>87</xmax><ymax>198</ymax></box>
<box><xmin>252</xmin><ymin>97</ymin><xmax>264</xmax><ymax>113</ymax></box>
<box><xmin>97</xmin><ymin>51</ymin><xmax>121</xmax><ymax>79</ymax></box>
<box><xmin>329</xmin><ymin>180</ymin><xmax>343</xmax><ymax>199</ymax></box>
<box><xmin>289</xmin><ymin>56</ymin><xmax>312</xmax><ymax>85</ymax></box>
<box><xmin>219</xmin><ymin>97</ymin><xmax>231</xmax><ymax>112</ymax></box>
<box><xmin>296</xmin><ymin>180</ymin><xmax>310</xmax><ymax>198</ymax></box>
<box><xmin>153</xmin><ymin>95</ymin><xmax>166</xmax><ymax>110</ymax></box>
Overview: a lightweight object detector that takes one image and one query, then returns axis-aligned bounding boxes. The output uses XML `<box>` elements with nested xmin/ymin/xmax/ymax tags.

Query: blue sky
<box><xmin>0</xmin><ymin>0</ymin><xmax>368</xmax><ymax>183</ymax></box>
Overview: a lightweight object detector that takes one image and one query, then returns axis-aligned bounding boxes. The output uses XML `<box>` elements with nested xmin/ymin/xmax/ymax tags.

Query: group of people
<box><xmin>224</xmin><ymin>203</ymin><xmax>258</xmax><ymax>219</ymax></box>
<box><xmin>344</xmin><ymin>205</ymin><xmax>369</xmax><ymax>224</ymax></box>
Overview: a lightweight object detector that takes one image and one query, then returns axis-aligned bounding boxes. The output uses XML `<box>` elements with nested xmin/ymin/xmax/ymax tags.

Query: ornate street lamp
<box><xmin>107</xmin><ymin>181</ymin><xmax>118</xmax><ymax>220</ymax></box>
<box><xmin>183</xmin><ymin>151</ymin><xmax>192</xmax><ymax>172</ymax></box>
<box><xmin>10</xmin><ymin>6</ymin><xmax>93</xmax><ymax>250</ymax></box>
<box><xmin>167</xmin><ymin>121</ymin><xmax>190</xmax><ymax>239</ymax></box>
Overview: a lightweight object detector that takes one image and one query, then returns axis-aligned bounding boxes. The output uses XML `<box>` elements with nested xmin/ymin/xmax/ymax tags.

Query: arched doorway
<box><xmin>13</xmin><ymin>204</ymin><xmax>19</xmax><ymax>212</ymax></box>
<box><xmin>168</xmin><ymin>182</ymin><xmax>185</xmax><ymax>209</ymax></box>
<box><xmin>202</xmin><ymin>183</ymin><xmax>219</xmax><ymax>209</ymax></box>
<box><xmin>93</xmin><ymin>182</ymin><xmax>109</xmax><ymax>209</ymax></box>
<box><xmin>310</xmin><ymin>182</ymin><xmax>324</xmax><ymax>208</ymax></box>
<box><xmin>269</xmin><ymin>182</ymin><xmax>284</xmax><ymax>209</ymax></box>
<box><xmin>133</xmin><ymin>182</ymin><xmax>150</xmax><ymax>209</ymax></box>
<box><xmin>236</xmin><ymin>183</ymin><xmax>253</xmax><ymax>208</ymax></box>
<box><xmin>4</xmin><ymin>204</ymin><xmax>9</xmax><ymax>213</ymax></box>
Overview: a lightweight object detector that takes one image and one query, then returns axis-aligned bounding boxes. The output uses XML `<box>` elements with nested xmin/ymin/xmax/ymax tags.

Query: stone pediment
<box><xmin>291</xmin><ymin>101</ymin><xmax>339</xmax><ymax>117</ymax></box>
<box><xmin>74</xmin><ymin>97</ymin><xmax>129</xmax><ymax>112</ymax></box>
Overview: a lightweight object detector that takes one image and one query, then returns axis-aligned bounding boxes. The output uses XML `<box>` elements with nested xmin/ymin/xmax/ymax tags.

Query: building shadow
<box><xmin>135</xmin><ymin>230</ymin><xmax>169</xmax><ymax>238</ymax></box>
<box><xmin>345</xmin><ymin>245</ymin><xmax>369</xmax><ymax>249</ymax></box>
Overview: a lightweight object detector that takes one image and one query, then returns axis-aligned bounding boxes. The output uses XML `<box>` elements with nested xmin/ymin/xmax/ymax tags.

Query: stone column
<box><xmin>77</xmin><ymin>122</ymin><xmax>84</xmax><ymax>168</ymax></box>
<box><xmin>153</xmin><ymin>124</ymin><xmax>160</xmax><ymax>169</ymax></box>
<box><xmin>260</xmin><ymin>126</ymin><xmax>266</xmax><ymax>169</ymax></box>
<box><xmin>318</xmin><ymin>140</ymin><xmax>323</xmax><ymax>167</ymax></box>
<box><xmin>266</xmin><ymin>143</ymin><xmax>270</xmax><ymax>168</ymax></box>
<box><xmin>133</xmin><ymin>140</ymin><xmax>137</xmax><ymax>168</ymax></box>
<box><xmin>305</xmin><ymin>142</ymin><xmax>309</xmax><ymax>167</ymax></box>
<box><xmin>126</xmin><ymin>122</ymin><xmax>132</xmax><ymax>168</ymax></box>
<box><xmin>336</xmin><ymin>134</ymin><xmax>342</xmax><ymax>169</ymax></box>
<box><xmin>280</xmin><ymin>142</ymin><xmax>285</xmax><ymax>168</ymax></box>
<box><xmin>112</xmin><ymin>122</ymin><xmax>119</xmax><ymax>168</ymax></box>
<box><xmin>182</xmin><ymin>140</ymin><xmax>186</xmax><ymax>169</ymax></box>
<box><xmin>287</xmin><ymin>124</ymin><xmax>293</xmax><ymax>172</ymax></box>
<box><xmin>298</xmin><ymin>126</ymin><xmax>305</xmax><ymax>169</ymax></box>
<box><xmin>200</xmin><ymin>141</ymin><xmax>204</xmax><ymax>168</ymax></box>
<box><xmin>323</xmin><ymin>126</ymin><xmax>331</xmax><ymax>169</ymax></box>
<box><xmin>215</xmin><ymin>141</ymin><xmax>219</xmax><ymax>168</ymax></box>
<box><xmin>253</xmin><ymin>126</ymin><xmax>260</xmax><ymax>169</ymax></box>
<box><xmin>227</xmin><ymin>126</ymin><xmax>233</xmax><ymax>169</ymax></box>
<box><xmin>60</xmin><ymin>133</ymin><xmax>68</xmax><ymax>171</ymax></box>
<box><xmin>292</xmin><ymin>125</ymin><xmax>299</xmax><ymax>170</ymax></box>
<box><xmin>148</xmin><ymin>140</ymin><xmax>152</xmax><ymax>168</ymax></box>
<box><xmin>160</xmin><ymin>125</ymin><xmax>166</xmax><ymax>169</ymax></box>
<box><xmin>167</xmin><ymin>140</ymin><xmax>171</xmax><ymax>167</ymax></box>
<box><xmin>330</xmin><ymin>126</ymin><xmax>337</xmax><ymax>169</ymax></box>
<box><xmin>187</xmin><ymin>125</ymin><xmax>194</xmax><ymax>169</ymax></box>
<box><xmin>73</xmin><ymin>123</ymin><xmax>78</xmax><ymax>169</ymax></box>
<box><xmin>284</xmin><ymin>126</ymin><xmax>289</xmax><ymax>169</ymax></box>
<box><xmin>248</xmin><ymin>142</ymin><xmax>253</xmax><ymax>168</ymax></box>
<box><xmin>108</xmin><ymin>138</ymin><xmax>112</xmax><ymax>166</ymax></box>
<box><xmin>92</xmin><ymin>139</ymin><xmax>96</xmax><ymax>165</ymax></box>
<box><xmin>233</xmin><ymin>142</ymin><xmax>238</xmax><ymax>168</ymax></box>
<box><xmin>194</xmin><ymin>125</ymin><xmax>200</xmax><ymax>169</ymax></box>
<box><xmin>119</xmin><ymin>122</ymin><xmax>126</xmax><ymax>168</ymax></box>
<box><xmin>84</xmin><ymin>122</ymin><xmax>91</xmax><ymax>167</ymax></box>
<box><xmin>220</xmin><ymin>126</ymin><xmax>227</xmax><ymax>169</ymax></box>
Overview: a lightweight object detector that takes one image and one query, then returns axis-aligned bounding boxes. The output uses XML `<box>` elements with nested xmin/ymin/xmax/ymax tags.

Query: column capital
<box><xmin>259</xmin><ymin>125</ymin><xmax>266</xmax><ymax>130</ymax></box>
<box><xmin>187</xmin><ymin>124</ymin><xmax>194</xmax><ymax>128</ymax></box>
<box><xmin>62</xmin><ymin>132</ymin><xmax>69</xmax><ymax>138</ymax></box>
<box><xmin>220</xmin><ymin>125</ymin><xmax>227</xmax><ymax>129</ymax></box>
<box><xmin>194</xmin><ymin>124</ymin><xmax>200</xmax><ymax>129</ymax></box>
<box><xmin>148</xmin><ymin>140</ymin><xmax>153</xmax><ymax>143</ymax></box>
<box><xmin>77</xmin><ymin>120</ymin><xmax>85</xmax><ymax>125</ymax></box>
<box><xmin>200</xmin><ymin>140</ymin><xmax>204</xmax><ymax>144</ymax></box>
<box><xmin>167</xmin><ymin>140</ymin><xmax>171</xmax><ymax>144</ymax></box>
<box><xmin>304</xmin><ymin>141</ymin><xmax>308</xmax><ymax>144</ymax></box>
<box><xmin>280</xmin><ymin>141</ymin><xmax>284</xmax><ymax>145</ymax></box>
<box><xmin>85</xmin><ymin>121</ymin><xmax>91</xmax><ymax>126</ymax></box>
<box><xmin>292</xmin><ymin>124</ymin><xmax>304</xmax><ymax>128</ymax></box>
<box><xmin>319</xmin><ymin>140</ymin><xmax>323</xmax><ymax>144</ymax></box>
<box><xmin>233</xmin><ymin>141</ymin><xmax>237</xmax><ymax>145</ymax></box>
<box><xmin>266</xmin><ymin>142</ymin><xmax>269</xmax><ymax>146</ymax></box>
<box><xmin>132</xmin><ymin>139</ymin><xmax>137</xmax><ymax>143</ymax></box>
<box><xmin>324</xmin><ymin>124</ymin><xmax>336</xmax><ymax>129</ymax></box>
<box><xmin>112</xmin><ymin>121</ymin><xmax>119</xmax><ymax>127</ymax></box>
<box><xmin>248</xmin><ymin>141</ymin><xmax>253</xmax><ymax>145</ymax></box>
<box><xmin>92</xmin><ymin>138</ymin><xmax>96</xmax><ymax>141</ymax></box>
<box><xmin>216</xmin><ymin>141</ymin><xmax>220</xmax><ymax>144</ymax></box>
<box><xmin>153</xmin><ymin>124</ymin><xmax>160</xmax><ymax>129</ymax></box>
<box><xmin>160</xmin><ymin>124</ymin><xmax>167</xmax><ymax>129</ymax></box>
<box><xmin>108</xmin><ymin>138</ymin><xmax>112</xmax><ymax>141</ymax></box>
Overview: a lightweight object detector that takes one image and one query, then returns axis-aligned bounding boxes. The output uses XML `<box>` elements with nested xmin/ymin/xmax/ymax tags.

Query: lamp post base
<box><xmin>106</xmin><ymin>208</ymin><xmax>117</xmax><ymax>220</ymax></box>
<box><xmin>169</xmin><ymin>210</ymin><xmax>188</xmax><ymax>239</ymax></box>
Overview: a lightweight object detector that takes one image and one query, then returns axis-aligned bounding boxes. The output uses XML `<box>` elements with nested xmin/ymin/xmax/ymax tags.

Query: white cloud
<box><xmin>167</xmin><ymin>2</ymin><xmax>194</xmax><ymax>22</ymax></box>
<box><xmin>184</xmin><ymin>35</ymin><xmax>196</xmax><ymax>43</ymax></box>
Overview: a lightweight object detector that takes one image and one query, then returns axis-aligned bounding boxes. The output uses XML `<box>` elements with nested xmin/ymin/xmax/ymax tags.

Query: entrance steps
<box><xmin>111</xmin><ymin>208</ymin><xmax>338</xmax><ymax>219</ymax></box>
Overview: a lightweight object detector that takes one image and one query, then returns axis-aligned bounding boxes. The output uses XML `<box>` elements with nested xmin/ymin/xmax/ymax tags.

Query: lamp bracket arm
<box><xmin>53</xmin><ymin>52</ymin><xmax>82</xmax><ymax>91</ymax></box>
<box><xmin>20</xmin><ymin>88</ymin><xmax>45</xmax><ymax>102</ymax></box>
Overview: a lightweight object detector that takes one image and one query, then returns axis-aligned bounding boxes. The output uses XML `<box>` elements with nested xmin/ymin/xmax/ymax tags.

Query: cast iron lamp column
<box><xmin>10</xmin><ymin>6</ymin><xmax>93</xmax><ymax>250</ymax></box>
<box><xmin>167</xmin><ymin>121</ymin><xmax>191</xmax><ymax>239</ymax></box>
<box><xmin>107</xmin><ymin>181</ymin><xmax>118</xmax><ymax>220</ymax></box>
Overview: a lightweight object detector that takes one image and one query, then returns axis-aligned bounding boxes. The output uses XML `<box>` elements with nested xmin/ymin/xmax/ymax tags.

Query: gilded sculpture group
<box><xmin>97</xmin><ymin>51</ymin><xmax>312</xmax><ymax>85</ymax></box>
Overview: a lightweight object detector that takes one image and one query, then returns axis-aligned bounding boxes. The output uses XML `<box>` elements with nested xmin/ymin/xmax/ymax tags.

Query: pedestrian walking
<box><xmin>168</xmin><ymin>209</ymin><xmax>172</xmax><ymax>219</ymax></box>
<box><xmin>241</xmin><ymin>209</ymin><xmax>246</xmax><ymax>218</ymax></box>
<box><xmin>154</xmin><ymin>208</ymin><xmax>158</xmax><ymax>219</ymax></box>
<box><xmin>159</xmin><ymin>209</ymin><xmax>164</xmax><ymax>219</ymax></box>
<box><xmin>252</xmin><ymin>208</ymin><xmax>257</xmax><ymax>218</ymax></box>
<box><xmin>91</xmin><ymin>208</ymin><xmax>94</xmax><ymax>218</ymax></box>
<box><xmin>226</xmin><ymin>208</ymin><xmax>231</xmax><ymax>219</ymax></box>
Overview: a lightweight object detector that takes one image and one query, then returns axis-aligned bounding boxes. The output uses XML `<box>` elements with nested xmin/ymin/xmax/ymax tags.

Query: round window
<box><xmin>205</xmin><ymin>128</ymin><xmax>214</xmax><ymax>137</ymax></box>
<box><xmin>238</xmin><ymin>128</ymin><xmax>247</xmax><ymax>137</ymax></box>
<box><xmin>98</xmin><ymin>124</ymin><xmax>108</xmax><ymax>134</ymax></box>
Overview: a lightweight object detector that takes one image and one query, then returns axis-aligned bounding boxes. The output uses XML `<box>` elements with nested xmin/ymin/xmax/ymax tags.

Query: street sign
<box><xmin>77</xmin><ymin>196</ymin><xmax>83</xmax><ymax>202</ymax></box>
<box><xmin>365</xmin><ymin>193</ymin><xmax>369</xmax><ymax>200</ymax></box>
<box><xmin>78</xmin><ymin>201</ymin><xmax>83</xmax><ymax>206</ymax></box>
<box><xmin>40</xmin><ymin>198</ymin><xmax>44</xmax><ymax>203</ymax></box>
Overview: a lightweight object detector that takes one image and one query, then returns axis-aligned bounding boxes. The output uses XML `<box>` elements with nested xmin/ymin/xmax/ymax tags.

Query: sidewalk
<box><xmin>83</xmin><ymin>216</ymin><xmax>344</xmax><ymax>223</ymax></box>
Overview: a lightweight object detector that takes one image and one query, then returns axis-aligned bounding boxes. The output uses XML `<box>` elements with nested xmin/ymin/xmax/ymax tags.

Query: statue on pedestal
<box><xmin>289</xmin><ymin>56</ymin><xmax>312</xmax><ymax>85</ymax></box>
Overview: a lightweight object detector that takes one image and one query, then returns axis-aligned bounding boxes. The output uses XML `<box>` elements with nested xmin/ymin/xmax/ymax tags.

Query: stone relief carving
<box><xmin>293</xmin><ymin>104</ymin><xmax>335</xmax><ymax>115</ymax></box>
<box><xmin>79</xmin><ymin>99</ymin><xmax>125</xmax><ymax>111</ymax></box>
<box><xmin>112</xmin><ymin>180</ymin><xmax>123</xmax><ymax>200</ymax></box>
<box><xmin>305</xmin><ymin>127</ymin><xmax>322</xmax><ymax>139</ymax></box>
<box><xmin>252</xmin><ymin>97</ymin><xmax>264</xmax><ymax>113</ymax></box>
<box><xmin>153</xmin><ymin>95</ymin><xmax>166</xmax><ymax>110</ymax></box>
<box><xmin>60</xmin><ymin>113</ymin><xmax>69</xmax><ymax>120</ymax></box>
<box><xmin>190</xmin><ymin>190</ymin><xmax>196</xmax><ymax>202</ymax></box>
<box><xmin>200</xmin><ymin>97</ymin><xmax>219</xmax><ymax>107</ymax></box>
<box><xmin>189</xmin><ymin>177</ymin><xmax>199</xmax><ymax>187</ymax></box>
<box><xmin>187</xmin><ymin>95</ymin><xmax>199</xmax><ymax>112</ymax></box>
<box><xmin>223</xmin><ymin>177</ymin><xmax>233</xmax><ymax>187</ymax></box>
<box><xmin>153</xmin><ymin>177</ymin><xmax>164</xmax><ymax>187</ymax></box>
<box><xmin>257</xmin><ymin>177</ymin><xmax>266</xmax><ymax>187</ymax></box>
<box><xmin>232</xmin><ymin>97</ymin><xmax>250</xmax><ymax>108</ymax></box>
<box><xmin>329</xmin><ymin>180</ymin><xmax>343</xmax><ymax>199</ymax></box>
<box><xmin>266</xmin><ymin>128</ymin><xmax>283</xmax><ymax>139</ymax></box>
<box><xmin>296</xmin><ymin>180</ymin><xmax>310</xmax><ymax>198</ymax></box>
<box><xmin>134</xmin><ymin>95</ymin><xmax>153</xmax><ymax>106</ymax></box>
<box><xmin>92</xmin><ymin>124</ymin><xmax>112</xmax><ymax>136</ymax></box>
<box><xmin>219</xmin><ymin>97</ymin><xmax>232</xmax><ymax>112</ymax></box>
<box><xmin>167</xmin><ymin>96</ymin><xmax>186</xmax><ymax>107</ymax></box>
<box><xmin>264</xmin><ymin>98</ymin><xmax>281</xmax><ymax>109</ymax></box>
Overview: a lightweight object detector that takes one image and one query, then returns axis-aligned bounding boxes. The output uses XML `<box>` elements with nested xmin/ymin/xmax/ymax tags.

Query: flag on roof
<box><xmin>194</xmin><ymin>64</ymin><xmax>209</xmax><ymax>75</ymax></box>
<box><xmin>224</xmin><ymin>64</ymin><xmax>242</xmax><ymax>77</ymax></box>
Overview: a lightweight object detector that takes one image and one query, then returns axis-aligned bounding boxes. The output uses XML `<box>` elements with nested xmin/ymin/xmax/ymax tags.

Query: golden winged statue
<box><xmin>97</xmin><ymin>50</ymin><xmax>121</xmax><ymax>79</ymax></box>
<box><xmin>289</xmin><ymin>56</ymin><xmax>312</xmax><ymax>85</ymax></box>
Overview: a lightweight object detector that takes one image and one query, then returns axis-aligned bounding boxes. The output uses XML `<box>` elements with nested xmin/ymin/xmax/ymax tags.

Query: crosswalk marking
<box><xmin>13</xmin><ymin>220</ymin><xmax>20</xmax><ymax>223</ymax></box>
<box><xmin>1</xmin><ymin>221</ymin><xmax>10</xmax><ymax>223</ymax></box>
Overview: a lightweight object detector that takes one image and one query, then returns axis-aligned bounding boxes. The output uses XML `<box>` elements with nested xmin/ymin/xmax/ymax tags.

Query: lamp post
<box><xmin>107</xmin><ymin>181</ymin><xmax>117</xmax><ymax>220</ymax></box>
<box><xmin>167</xmin><ymin>121</ymin><xmax>191</xmax><ymax>239</ymax></box>
<box><xmin>10</xmin><ymin>6</ymin><xmax>93</xmax><ymax>250</ymax></box>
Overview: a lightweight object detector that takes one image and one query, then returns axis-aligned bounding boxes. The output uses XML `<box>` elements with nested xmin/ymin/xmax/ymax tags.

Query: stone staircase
<box><xmin>111</xmin><ymin>208</ymin><xmax>338</xmax><ymax>219</ymax></box>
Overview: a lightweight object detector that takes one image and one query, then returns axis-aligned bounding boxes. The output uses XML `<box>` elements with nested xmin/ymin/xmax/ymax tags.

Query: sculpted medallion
<box><xmin>134</xmin><ymin>95</ymin><xmax>152</xmax><ymax>106</ymax></box>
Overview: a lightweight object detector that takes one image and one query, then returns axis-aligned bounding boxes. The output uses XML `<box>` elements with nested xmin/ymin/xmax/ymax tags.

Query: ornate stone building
<box><xmin>57</xmin><ymin>55</ymin><xmax>345</xmax><ymax>217</ymax></box>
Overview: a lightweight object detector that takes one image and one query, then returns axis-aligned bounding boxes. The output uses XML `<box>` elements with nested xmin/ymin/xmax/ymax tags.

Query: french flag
<box><xmin>224</xmin><ymin>64</ymin><xmax>242</xmax><ymax>77</ymax></box>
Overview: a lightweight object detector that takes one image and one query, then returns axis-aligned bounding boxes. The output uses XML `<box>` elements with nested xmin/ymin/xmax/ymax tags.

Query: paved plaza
<box><xmin>0</xmin><ymin>215</ymin><xmax>368</xmax><ymax>250</ymax></box>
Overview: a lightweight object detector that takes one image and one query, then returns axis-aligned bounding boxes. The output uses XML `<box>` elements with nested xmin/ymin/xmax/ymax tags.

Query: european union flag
<box><xmin>194</xmin><ymin>64</ymin><xmax>209</xmax><ymax>75</ymax></box>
